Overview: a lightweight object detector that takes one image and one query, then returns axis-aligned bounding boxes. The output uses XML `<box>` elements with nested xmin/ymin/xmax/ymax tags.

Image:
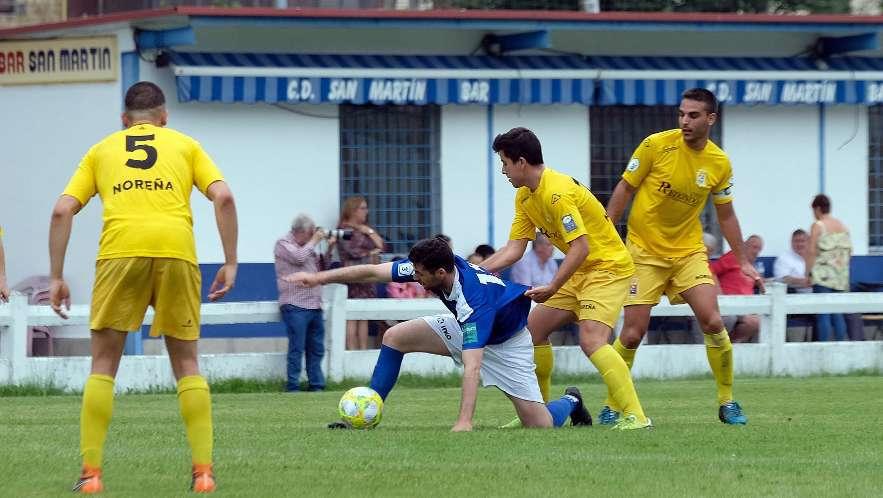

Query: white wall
<box><xmin>723</xmin><ymin>106</ymin><xmax>821</xmax><ymax>256</ymax></box>
<box><xmin>440</xmin><ymin>106</ymin><xmax>489</xmax><ymax>257</ymax></box>
<box><xmin>824</xmin><ymin>106</ymin><xmax>869</xmax><ymax>255</ymax></box>
<box><xmin>142</xmin><ymin>63</ymin><xmax>341</xmax><ymax>264</ymax></box>
<box><xmin>491</xmin><ymin>105</ymin><xmax>590</xmax><ymax>248</ymax></box>
<box><xmin>0</xmin><ymin>80</ymin><xmax>120</xmax><ymax>304</ymax></box>
<box><xmin>724</xmin><ymin>105</ymin><xmax>870</xmax><ymax>257</ymax></box>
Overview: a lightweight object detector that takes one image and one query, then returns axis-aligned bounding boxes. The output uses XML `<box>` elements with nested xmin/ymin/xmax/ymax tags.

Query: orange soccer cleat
<box><xmin>190</xmin><ymin>464</ymin><xmax>216</xmax><ymax>493</ymax></box>
<box><xmin>72</xmin><ymin>466</ymin><xmax>103</xmax><ymax>494</ymax></box>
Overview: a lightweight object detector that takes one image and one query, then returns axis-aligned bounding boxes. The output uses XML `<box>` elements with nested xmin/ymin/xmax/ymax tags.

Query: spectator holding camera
<box><xmin>337</xmin><ymin>196</ymin><xmax>385</xmax><ymax>350</ymax></box>
<box><xmin>274</xmin><ymin>214</ymin><xmax>334</xmax><ymax>392</ymax></box>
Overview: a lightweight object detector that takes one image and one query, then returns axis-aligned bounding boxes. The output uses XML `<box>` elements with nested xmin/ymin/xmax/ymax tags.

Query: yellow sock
<box><xmin>604</xmin><ymin>337</ymin><xmax>637</xmax><ymax>411</ymax></box>
<box><xmin>177</xmin><ymin>375</ymin><xmax>213</xmax><ymax>465</ymax></box>
<box><xmin>590</xmin><ymin>345</ymin><xmax>646</xmax><ymax>422</ymax></box>
<box><xmin>704</xmin><ymin>329</ymin><xmax>734</xmax><ymax>405</ymax></box>
<box><xmin>80</xmin><ymin>374</ymin><xmax>115</xmax><ymax>469</ymax></box>
<box><xmin>533</xmin><ymin>343</ymin><xmax>554</xmax><ymax>403</ymax></box>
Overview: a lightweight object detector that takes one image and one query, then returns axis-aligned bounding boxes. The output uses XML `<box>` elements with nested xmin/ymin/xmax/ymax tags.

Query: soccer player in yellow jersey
<box><xmin>482</xmin><ymin>127</ymin><xmax>651</xmax><ymax>431</ymax></box>
<box><xmin>49</xmin><ymin>82</ymin><xmax>238</xmax><ymax>493</ymax></box>
<box><xmin>605</xmin><ymin>88</ymin><xmax>760</xmax><ymax>426</ymax></box>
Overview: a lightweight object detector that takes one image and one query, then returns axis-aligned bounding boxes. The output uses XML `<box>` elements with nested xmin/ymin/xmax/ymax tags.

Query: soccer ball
<box><xmin>338</xmin><ymin>387</ymin><xmax>384</xmax><ymax>429</ymax></box>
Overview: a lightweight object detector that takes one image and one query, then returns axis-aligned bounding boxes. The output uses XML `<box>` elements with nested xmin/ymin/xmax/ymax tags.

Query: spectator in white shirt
<box><xmin>510</xmin><ymin>233</ymin><xmax>558</xmax><ymax>288</ymax></box>
<box><xmin>774</xmin><ymin>229</ymin><xmax>812</xmax><ymax>293</ymax></box>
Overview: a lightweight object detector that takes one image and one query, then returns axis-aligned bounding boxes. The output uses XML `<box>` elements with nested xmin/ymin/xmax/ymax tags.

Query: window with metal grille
<box><xmin>589</xmin><ymin>105</ymin><xmax>723</xmax><ymax>252</ymax></box>
<box><xmin>339</xmin><ymin>104</ymin><xmax>442</xmax><ymax>255</ymax></box>
<box><xmin>870</xmin><ymin>105</ymin><xmax>883</xmax><ymax>252</ymax></box>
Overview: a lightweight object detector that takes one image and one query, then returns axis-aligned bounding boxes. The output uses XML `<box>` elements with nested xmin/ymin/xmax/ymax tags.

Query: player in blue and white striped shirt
<box><xmin>286</xmin><ymin>236</ymin><xmax>591</xmax><ymax>431</ymax></box>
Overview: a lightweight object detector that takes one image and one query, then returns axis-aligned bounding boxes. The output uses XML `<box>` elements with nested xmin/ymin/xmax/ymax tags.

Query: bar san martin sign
<box><xmin>0</xmin><ymin>37</ymin><xmax>117</xmax><ymax>85</ymax></box>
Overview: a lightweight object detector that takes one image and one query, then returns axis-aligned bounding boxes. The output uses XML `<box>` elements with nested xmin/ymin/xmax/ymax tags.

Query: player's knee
<box><xmin>381</xmin><ymin>324</ymin><xmax>406</xmax><ymax>349</ymax></box>
<box><xmin>698</xmin><ymin>313</ymin><xmax>725</xmax><ymax>333</ymax></box>
<box><xmin>618</xmin><ymin>326</ymin><xmax>643</xmax><ymax>349</ymax></box>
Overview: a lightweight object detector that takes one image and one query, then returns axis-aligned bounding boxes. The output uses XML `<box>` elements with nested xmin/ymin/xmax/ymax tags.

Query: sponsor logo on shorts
<box><xmin>462</xmin><ymin>322</ymin><xmax>478</xmax><ymax>344</ymax></box>
<box><xmin>397</xmin><ymin>262</ymin><xmax>414</xmax><ymax>277</ymax></box>
<box><xmin>580</xmin><ymin>302</ymin><xmax>596</xmax><ymax>310</ymax></box>
<box><xmin>626</xmin><ymin>158</ymin><xmax>640</xmax><ymax>172</ymax></box>
<box><xmin>182</xmin><ymin>319</ymin><xmax>193</xmax><ymax>328</ymax></box>
<box><xmin>562</xmin><ymin>214</ymin><xmax>577</xmax><ymax>233</ymax></box>
<box><xmin>696</xmin><ymin>274</ymin><xmax>712</xmax><ymax>280</ymax></box>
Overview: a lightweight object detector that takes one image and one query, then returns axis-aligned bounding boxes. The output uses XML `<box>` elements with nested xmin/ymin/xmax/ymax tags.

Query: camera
<box><xmin>318</xmin><ymin>227</ymin><xmax>353</xmax><ymax>240</ymax></box>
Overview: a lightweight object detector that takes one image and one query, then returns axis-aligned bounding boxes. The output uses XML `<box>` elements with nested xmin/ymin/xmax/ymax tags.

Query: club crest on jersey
<box><xmin>695</xmin><ymin>169</ymin><xmax>708</xmax><ymax>188</ymax></box>
<box><xmin>562</xmin><ymin>214</ymin><xmax>577</xmax><ymax>233</ymax></box>
<box><xmin>397</xmin><ymin>262</ymin><xmax>414</xmax><ymax>277</ymax></box>
<box><xmin>626</xmin><ymin>158</ymin><xmax>640</xmax><ymax>172</ymax></box>
<box><xmin>629</xmin><ymin>278</ymin><xmax>638</xmax><ymax>296</ymax></box>
<box><xmin>551</xmin><ymin>194</ymin><xmax>561</xmax><ymax>204</ymax></box>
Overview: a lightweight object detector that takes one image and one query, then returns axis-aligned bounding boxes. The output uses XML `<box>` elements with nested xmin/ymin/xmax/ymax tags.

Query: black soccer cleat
<box><xmin>564</xmin><ymin>386</ymin><xmax>593</xmax><ymax>426</ymax></box>
<box><xmin>327</xmin><ymin>421</ymin><xmax>350</xmax><ymax>429</ymax></box>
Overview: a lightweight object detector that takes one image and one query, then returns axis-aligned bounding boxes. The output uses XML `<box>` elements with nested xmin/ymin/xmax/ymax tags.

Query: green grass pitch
<box><xmin>2</xmin><ymin>375</ymin><xmax>880</xmax><ymax>497</ymax></box>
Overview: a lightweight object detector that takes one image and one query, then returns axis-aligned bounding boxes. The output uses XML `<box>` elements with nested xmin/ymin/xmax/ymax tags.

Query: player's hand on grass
<box><xmin>49</xmin><ymin>277</ymin><xmax>71</xmax><ymax>319</ymax></box>
<box><xmin>525</xmin><ymin>285</ymin><xmax>557</xmax><ymax>303</ymax></box>
<box><xmin>741</xmin><ymin>262</ymin><xmax>765</xmax><ymax>293</ymax></box>
<box><xmin>284</xmin><ymin>272</ymin><xmax>321</xmax><ymax>287</ymax></box>
<box><xmin>451</xmin><ymin>420</ymin><xmax>473</xmax><ymax>432</ymax></box>
<box><xmin>208</xmin><ymin>263</ymin><xmax>237</xmax><ymax>302</ymax></box>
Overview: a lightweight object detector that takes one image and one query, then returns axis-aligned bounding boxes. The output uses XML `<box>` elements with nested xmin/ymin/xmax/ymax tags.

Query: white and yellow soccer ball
<box><xmin>338</xmin><ymin>387</ymin><xmax>384</xmax><ymax>429</ymax></box>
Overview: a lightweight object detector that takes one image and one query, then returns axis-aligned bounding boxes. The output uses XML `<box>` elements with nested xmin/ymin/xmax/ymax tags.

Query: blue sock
<box><xmin>369</xmin><ymin>345</ymin><xmax>405</xmax><ymax>400</ymax></box>
<box><xmin>546</xmin><ymin>395</ymin><xmax>578</xmax><ymax>427</ymax></box>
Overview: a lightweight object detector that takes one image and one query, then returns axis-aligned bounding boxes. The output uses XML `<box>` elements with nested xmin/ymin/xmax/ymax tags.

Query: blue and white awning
<box><xmin>170</xmin><ymin>52</ymin><xmax>883</xmax><ymax>106</ymax></box>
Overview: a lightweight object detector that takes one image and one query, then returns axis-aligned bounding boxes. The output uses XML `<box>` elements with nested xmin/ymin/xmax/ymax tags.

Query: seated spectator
<box><xmin>774</xmin><ymin>229</ymin><xmax>812</xmax><ymax>293</ymax></box>
<box><xmin>474</xmin><ymin>244</ymin><xmax>496</xmax><ymax>260</ymax></box>
<box><xmin>510</xmin><ymin>233</ymin><xmax>558</xmax><ymax>288</ymax></box>
<box><xmin>710</xmin><ymin>234</ymin><xmax>764</xmax><ymax>343</ymax></box>
<box><xmin>386</xmin><ymin>256</ymin><xmax>432</xmax><ymax>299</ymax></box>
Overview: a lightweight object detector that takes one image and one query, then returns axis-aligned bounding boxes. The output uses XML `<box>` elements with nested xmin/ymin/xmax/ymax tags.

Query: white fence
<box><xmin>1</xmin><ymin>283</ymin><xmax>882</xmax><ymax>391</ymax></box>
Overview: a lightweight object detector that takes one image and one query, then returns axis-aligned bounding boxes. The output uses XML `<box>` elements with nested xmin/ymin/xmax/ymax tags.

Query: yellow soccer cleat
<box><xmin>611</xmin><ymin>414</ymin><xmax>653</xmax><ymax>431</ymax></box>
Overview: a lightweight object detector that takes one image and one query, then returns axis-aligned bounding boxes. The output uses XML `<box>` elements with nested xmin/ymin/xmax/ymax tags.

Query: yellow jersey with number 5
<box><xmin>622</xmin><ymin>129</ymin><xmax>733</xmax><ymax>258</ymax></box>
<box><xmin>509</xmin><ymin>167</ymin><xmax>633</xmax><ymax>275</ymax></box>
<box><xmin>62</xmin><ymin>123</ymin><xmax>224</xmax><ymax>264</ymax></box>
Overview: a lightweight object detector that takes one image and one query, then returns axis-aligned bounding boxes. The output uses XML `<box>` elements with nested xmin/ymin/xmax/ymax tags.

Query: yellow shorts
<box><xmin>624</xmin><ymin>243</ymin><xmax>716</xmax><ymax>306</ymax></box>
<box><xmin>91</xmin><ymin>257</ymin><xmax>202</xmax><ymax>340</ymax></box>
<box><xmin>543</xmin><ymin>269</ymin><xmax>632</xmax><ymax>328</ymax></box>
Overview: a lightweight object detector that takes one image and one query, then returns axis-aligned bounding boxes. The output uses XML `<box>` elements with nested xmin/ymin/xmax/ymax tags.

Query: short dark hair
<box><xmin>409</xmin><ymin>237</ymin><xmax>455</xmax><ymax>273</ymax></box>
<box><xmin>125</xmin><ymin>81</ymin><xmax>165</xmax><ymax>113</ymax></box>
<box><xmin>432</xmin><ymin>233</ymin><xmax>452</xmax><ymax>245</ymax></box>
<box><xmin>682</xmin><ymin>87</ymin><xmax>718</xmax><ymax>114</ymax></box>
<box><xmin>812</xmin><ymin>194</ymin><xmax>831</xmax><ymax>214</ymax></box>
<box><xmin>492</xmin><ymin>127</ymin><xmax>544</xmax><ymax>166</ymax></box>
<box><xmin>474</xmin><ymin>244</ymin><xmax>496</xmax><ymax>259</ymax></box>
<box><xmin>792</xmin><ymin>228</ymin><xmax>808</xmax><ymax>238</ymax></box>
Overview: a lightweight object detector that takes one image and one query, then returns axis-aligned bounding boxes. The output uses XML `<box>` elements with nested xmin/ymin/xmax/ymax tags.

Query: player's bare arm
<box><xmin>606</xmin><ymin>179</ymin><xmax>637</xmax><ymax>225</ymax></box>
<box><xmin>452</xmin><ymin>347</ymin><xmax>484</xmax><ymax>432</ymax></box>
<box><xmin>804</xmin><ymin>221</ymin><xmax>822</xmax><ymax>278</ymax></box>
<box><xmin>287</xmin><ymin>262</ymin><xmax>395</xmax><ymax>287</ymax></box>
<box><xmin>0</xmin><ymin>236</ymin><xmax>9</xmax><ymax>302</ymax></box>
<box><xmin>48</xmin><ymin>195</ymin><xmax>83</xmax><ymax>319</ymax></box>
<box><xmin>525</xmin><ymin>235</ymin><xmax>588</xmax><ymax>303</ymax></box>
<box><xmin>206</xmin><ymin>180</ymin><xmax>238</xmax><ymax>302</ymax></box>
<box><xmin>480</xmin><ymin>239</ymin><xmax>528</xmax><ymax>273</ymax></box>
<box><xmin>715</xmin><ymin>202</ymin><xmax>764</xmax><ymax>292</ymax></box>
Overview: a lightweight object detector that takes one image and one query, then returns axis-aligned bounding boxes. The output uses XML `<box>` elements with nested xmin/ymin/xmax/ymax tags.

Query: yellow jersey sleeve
<box><xmin>191</xmin><ymin>141</ymin><xmax>225</xmax><ymax>195</ymax></box>
<box><xmin>63</xmin><ymin>148</ymin><xmax>98</xmax><ymax>206</ymax></box>
<box><xmin>621</xmin><ymin>135</ymin><xmax>656</xmax><ymax>188</ymax></box>
<box><xmin>508</xmin><ymin>190</ymin><xmax>537</xmax><ymax>241</ymax></box>
<box><xmin>549</xmin><ymin>192</ymin><xmax>587</xmax><ymax>244</ymax></box>
<box><xmin>711</xmin><ymin>161</ymin><xmax>734</xmax><ymax>205</ymax></box>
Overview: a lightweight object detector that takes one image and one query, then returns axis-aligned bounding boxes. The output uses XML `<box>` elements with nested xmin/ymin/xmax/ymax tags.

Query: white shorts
<box><xmin>420</xmin><ymin>315</ymin><xmax>544</xmax><ymax>403</ymax></box>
